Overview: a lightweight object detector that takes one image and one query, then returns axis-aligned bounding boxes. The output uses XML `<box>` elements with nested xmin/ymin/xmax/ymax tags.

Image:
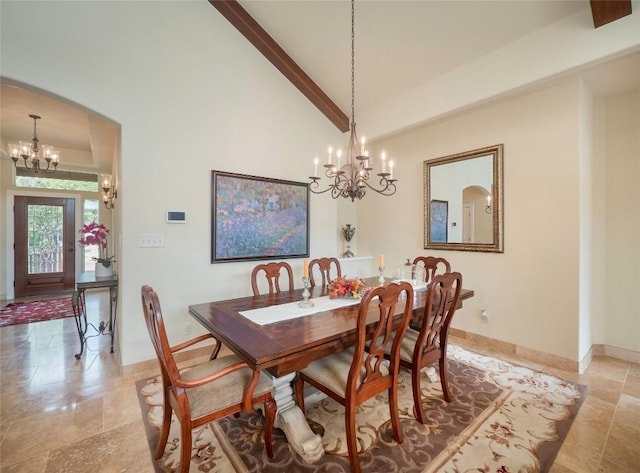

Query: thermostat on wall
<box><xmin>166</xmin><ymin>211</ymin><xmax>186</xmax><ymax>223</ymax></box>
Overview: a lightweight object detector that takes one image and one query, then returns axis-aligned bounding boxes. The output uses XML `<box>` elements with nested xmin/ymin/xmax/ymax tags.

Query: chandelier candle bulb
<box><xmin>381</xmin><ymin>151</ymin><xmax>387</xmax><ymax>173</ymax></box>
<box><xmin>360</xmin><ymin>136</ymin><xmax>366</xmax><ymax>155</ymax></box>
<box><xmin>389</xmin><ymin>161</ymin><xmax>394</xmax><ymax>180</ymax></box>
<box><xmin>314</xmin><ymin>158</ymin><xmax>319</xmax><ymax>177</ymax></box>
<box><xmin>328</xmin><ymin>146</ymin><xmax>332</xmax><ymax>165</ymax></box>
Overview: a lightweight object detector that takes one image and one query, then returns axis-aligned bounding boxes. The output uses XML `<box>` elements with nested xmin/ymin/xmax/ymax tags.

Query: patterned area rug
<box><xmin>0</xmin><ymin>297</ymin><xmax>74</xmax><ymax>327</ymax></box>
<box><xmin>136</xmin><ymin>345</ymin><xmax>586</xmax><ymax>473</ymax></box>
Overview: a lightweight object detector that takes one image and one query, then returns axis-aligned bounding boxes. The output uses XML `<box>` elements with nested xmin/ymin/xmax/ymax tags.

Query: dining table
<box><xmin>189</xmin><ymin>276</ymin><xmax>474</xmax><ymax>463</ymax></box>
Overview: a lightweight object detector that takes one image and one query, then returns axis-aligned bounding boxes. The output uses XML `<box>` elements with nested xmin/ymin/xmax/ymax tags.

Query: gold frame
<box><xmin>423</xmin><ymin>144</ymin><xmax>503</xmax><ymax>253</ymax></box>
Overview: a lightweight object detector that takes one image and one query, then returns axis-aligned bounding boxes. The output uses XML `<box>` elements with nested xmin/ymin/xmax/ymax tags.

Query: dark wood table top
<box><xmin>189</xmin><ymin>277</ymin><xmax>474</xmax><ymax>378</ymax></box>
<box><xmin>76</xmin><ymin>271</ymin><xmax>118</xmax><ymax>289</ymax></box>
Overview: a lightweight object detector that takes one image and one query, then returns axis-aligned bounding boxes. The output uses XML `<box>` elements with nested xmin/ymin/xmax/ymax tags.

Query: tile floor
<box><xmin>1</xmin><ymin>290</ymin><xmax>639</xmax><ymax>472</ymax></box>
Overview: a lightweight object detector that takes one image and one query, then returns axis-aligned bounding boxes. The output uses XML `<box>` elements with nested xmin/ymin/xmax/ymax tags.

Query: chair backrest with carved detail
<box><xmin>349</xmin><ymin>281</ymin><xmax>414</xmax><ymax>401</ymax></box>
<box><xmin>412</xmin><ymin>256</ymin><xmax>451</xmax><ymax>283</ymax></box>
<box><xmin>415</xmin><ymin>272</ymin><xmax>462</xmax><ymax>362</ymax></box>
<box><xmin>250</xmin><ymin>261</ymin><xmax>294</xmax><ymax>295</ymax></box>
<box><xmin>308</xmin><ymin>257</ymin><xmax>342</xmax><ymax>287</ymax></box>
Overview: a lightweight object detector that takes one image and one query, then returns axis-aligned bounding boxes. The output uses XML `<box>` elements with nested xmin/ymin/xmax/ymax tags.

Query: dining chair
<box><xmin>412</xmin><ymin>256</ymin><xmax>451</xmax><ymax>282</ymax></box>
<box><xmin>384</xmin><ymin>271</ymin><xmax>462</xmax><ymax>424</ymax></box>
<box><xmin>251</xmin><ymin>261</ymin><xmax>294</xmax><ymax>295</ymax></box>
<box><xmin>294</xmin><ymin>282</ymin><xmax>414</xmax><ymax>473</ymax></box>
<box><xmin>140</xmin><ymin>285</ymin><xmax>276</xmax><ymax>473</ymax></box>
<box><xmin>308</xmin><ymin>257</ymin><xmax>342</xmax><ymax>287</ymax></box>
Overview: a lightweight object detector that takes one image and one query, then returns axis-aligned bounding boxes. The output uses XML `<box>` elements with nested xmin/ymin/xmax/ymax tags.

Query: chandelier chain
<box><xmin>308</xmin><ymin>0</ymin><xmax>397</xmax><ymax>201</ymax></box>
<box><xmin>351</xmin><ymin>0</ymin><xmax>355</xmax><ymax>126</ymax></box>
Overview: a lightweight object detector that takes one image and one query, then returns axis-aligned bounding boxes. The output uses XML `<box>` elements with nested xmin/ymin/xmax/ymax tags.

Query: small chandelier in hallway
<box><xmin>309</xmin><ymin>0</ymin><xmax>397</xmax><ymax>202</ymax></box>
<box><xmin>9</xmin><ymin>114</ymin><xmax>61</xmax><ymax>173</ymax></box>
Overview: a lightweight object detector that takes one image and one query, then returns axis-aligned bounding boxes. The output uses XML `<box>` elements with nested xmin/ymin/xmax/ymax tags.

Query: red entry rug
<box><xmin>0</xmin><ymin>297</ymin><xmax>75</xmax><ymax>327</ymax></box>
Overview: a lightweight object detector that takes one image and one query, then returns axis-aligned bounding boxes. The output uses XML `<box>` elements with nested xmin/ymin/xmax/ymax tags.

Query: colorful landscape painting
<box><xmin>212</xmin><ymin>171</ymin><xmax>309</xmax><ymax>262</ymax></box>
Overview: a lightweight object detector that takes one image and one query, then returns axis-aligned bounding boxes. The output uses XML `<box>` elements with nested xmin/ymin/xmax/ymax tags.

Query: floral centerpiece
<box><xmin>328</xmin><ymin>277</ymin><xmax>368</xmax><ymax>299</ymax></box>
<box><xmin>78</xmin><ymin>221</ymin><xmax>115</xmax><ymax>273</ymax></box>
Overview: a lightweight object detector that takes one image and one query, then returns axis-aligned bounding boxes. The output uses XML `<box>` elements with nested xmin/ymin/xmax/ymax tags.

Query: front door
<box><xmin>14</xmin><ymin>196</ymin><xmax>76</xmax><ymax>297</ymax></box>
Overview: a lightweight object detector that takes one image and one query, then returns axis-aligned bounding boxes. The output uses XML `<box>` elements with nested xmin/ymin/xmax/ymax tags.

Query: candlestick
<box><xmin>298</xmin><ymin>277</ymin><xmax>314</xmax><ymax>308</ymax></box>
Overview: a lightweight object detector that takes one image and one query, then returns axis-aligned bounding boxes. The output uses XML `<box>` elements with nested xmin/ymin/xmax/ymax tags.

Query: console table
<box><xmin>74</xmin><ymin>271</ymin><xmax>118</xmax><ymax>359</ymax></box>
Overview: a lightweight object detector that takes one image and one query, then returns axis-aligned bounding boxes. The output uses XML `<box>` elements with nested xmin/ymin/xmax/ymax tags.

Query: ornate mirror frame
<box><xmin>423</xmin><ymin>144</ymin><xmax>503</xmax><ymax>253</ymax></box>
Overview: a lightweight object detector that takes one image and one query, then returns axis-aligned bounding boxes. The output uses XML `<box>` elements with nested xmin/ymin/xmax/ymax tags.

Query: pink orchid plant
<box><xmin>78</xmin><ymin>221</ymin><xmax>115</xmax><ymax>268</ymax></box>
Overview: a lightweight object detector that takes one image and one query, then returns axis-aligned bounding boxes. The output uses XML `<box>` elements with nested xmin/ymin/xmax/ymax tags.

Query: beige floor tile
<box><xmin>622</xmin><ymin>372</ymin><xmax>640</xmax><ymax>398</ymax></box>
<box><xmin>0</xmin><ymin>451</ymin><xmax>48</xmax><ymax>473</ymax></box>
<box><xmin>43</xmin><ymin>421</ymin><xmax>154</xmax><ymax>473</ymax></box>
<box><xmin>0</xmin><ymin>390</ymin><xmax>104</xmax><ymax>466</ymax></box>
<box><xmin>103</xmin><ymin>384</ymin><xmax>146</xmax><ymax>431</ymax></box>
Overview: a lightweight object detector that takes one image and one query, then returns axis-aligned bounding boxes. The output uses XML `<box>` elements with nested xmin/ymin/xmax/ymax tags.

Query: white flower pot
<box><xmin>95</xmin><ymin>263</ymin><xmax>114</xmax><ymax>278</ymax></box>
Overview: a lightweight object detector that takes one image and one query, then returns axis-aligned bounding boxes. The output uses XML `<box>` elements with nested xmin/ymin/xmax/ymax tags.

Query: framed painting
<box><xmin>430</xmin><ymin>199</ymin><xmax>448</xmax><ymax>243</ymax></box>
<box><xmin>211</xmin><ymin>171</ymin><xmax>310</xmax><ymax>263</ymax></box>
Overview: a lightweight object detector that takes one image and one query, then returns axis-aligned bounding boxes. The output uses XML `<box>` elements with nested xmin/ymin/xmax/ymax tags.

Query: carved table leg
<box><xmin>270</xmin><ymin>373</ymin><xmax>325</xmax><ymax>463</ymax></box>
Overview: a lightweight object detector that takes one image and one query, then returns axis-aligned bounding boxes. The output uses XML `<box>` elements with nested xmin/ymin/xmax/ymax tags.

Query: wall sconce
<box><xmin>485</xmin><ymin>194</ymin><xmax>492</xmax><ymax>214</ymax></box>
<box><xmin>100</xmin><ymin>173</ymin><xmax>117</xmax><ymax>209</ymax></box>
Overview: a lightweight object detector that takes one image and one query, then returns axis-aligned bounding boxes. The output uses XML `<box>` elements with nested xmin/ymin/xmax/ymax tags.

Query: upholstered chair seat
<box><xmin>180</xmin><ymin>355</ymin><xmax>274</xmax><ymax>419</ymax></box>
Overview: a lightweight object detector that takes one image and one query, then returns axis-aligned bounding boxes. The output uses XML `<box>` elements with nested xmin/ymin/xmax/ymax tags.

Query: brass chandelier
<box><xmin>9</xmin><ymin>114</ymin><xmax>61</xmax><ymax>173</ymax></box>
<box><xmin>309</xmin><ymin>0</ymin><xmax>396</xmax><ymax>201</ymax></box>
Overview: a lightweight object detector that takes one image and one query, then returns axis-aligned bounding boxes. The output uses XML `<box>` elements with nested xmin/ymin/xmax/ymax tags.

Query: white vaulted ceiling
<box><xmin>1</xmin><ymin>0</ymin><xmax>638</xmax><ymax>171</ymax></box>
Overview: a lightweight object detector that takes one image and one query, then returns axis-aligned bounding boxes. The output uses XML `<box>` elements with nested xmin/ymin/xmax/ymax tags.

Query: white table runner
<box><xmin>239</xmin><ymin>295</ymin><xmax>361</xmax><ymax>326</ymax></box>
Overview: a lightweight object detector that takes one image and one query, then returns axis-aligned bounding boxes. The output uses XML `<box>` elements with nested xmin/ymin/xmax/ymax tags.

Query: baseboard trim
<box><xmin>450</xmin><ymin>328</ymin><xmax>640</xmax><ymax>373</ymax></box>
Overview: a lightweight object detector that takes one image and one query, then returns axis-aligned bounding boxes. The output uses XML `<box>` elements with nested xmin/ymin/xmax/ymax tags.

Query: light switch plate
<box><xmin>139</xmin><ymin>233</ymin><xmax>164</xmax><ymax>248</ymax></box>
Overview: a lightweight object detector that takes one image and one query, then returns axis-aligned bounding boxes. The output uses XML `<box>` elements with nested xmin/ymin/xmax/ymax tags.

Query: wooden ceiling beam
<box><xmin>590</xmin><ymin>0</ymin><xmax>632</xmax><ymax>28</ymax></box>
<box><xmin>209</xmin><ymin>0</ymin><xmax>349</xmax><ymax>132</ymax></box>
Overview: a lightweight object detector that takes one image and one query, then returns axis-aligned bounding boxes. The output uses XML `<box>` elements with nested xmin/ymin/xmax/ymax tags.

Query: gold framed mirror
<box><xmin>423</xmin><ymin>144</ymin><xmax>503</xmax><ymax>253</ymax></box>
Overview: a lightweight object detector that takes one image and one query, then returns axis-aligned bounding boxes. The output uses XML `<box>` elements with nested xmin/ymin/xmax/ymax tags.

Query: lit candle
<box><xmin>328</xmin><ymin>146</ymin><xmax>333</xmax><ymax>165</ymax></box>
<box><xmin>379</xmin><ymin>254</ymin><xmax>384</xmax><ymax>267</ymax></box>
<box><xmin>9</xmin><ymin>143</ymin><xmax>19</xmax><ymax>158</ymax></box>
<box><xmin>303</xmin><ymin>259</ymin><xmax>309</xmax><ymax>278</ymax></box>
<box><xmin>389</xmin><ymin>160</ymin><xmax>394</xmax><ymax>180</ymax></box>
<box><xmin>381</xmin><ymin>150</ymin><xmax>386</xmax><ymax>173</ymax></box>
<box><xmin>360</xmin><ymin>136</ymin><xmax>366</xmax><ymax>156</ymax></box>
<box><xmin>313</xmin><ymin>157</ymin><xmax>319</xmax><ymax>177</ymax></box>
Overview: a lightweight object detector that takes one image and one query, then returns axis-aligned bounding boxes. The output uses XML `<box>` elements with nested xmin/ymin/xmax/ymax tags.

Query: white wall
<box><xmin>358</xmin><ymin>81</ymin><xmax>582</xmax><ymax>361</ymax></box>
<box><xmin>603</xmin><ymin>90</ymin><xmax>640</xmax><ymax>352</ymax></box>
<box><xmin>1</xmin><ymin>1</ymin><xmax>344</xmax><ymax>365</ymax></box>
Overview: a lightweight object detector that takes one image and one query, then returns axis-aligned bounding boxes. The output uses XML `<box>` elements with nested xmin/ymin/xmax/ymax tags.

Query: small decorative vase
<box><xmin>342</xmin><ymin>224</ymin><xmax>356</xmax><ymax>258</ymax></box>
<box><xmin>95</xmin><ymin>263</ymin><xmax>113</xmax><ymax>278</ymax></box>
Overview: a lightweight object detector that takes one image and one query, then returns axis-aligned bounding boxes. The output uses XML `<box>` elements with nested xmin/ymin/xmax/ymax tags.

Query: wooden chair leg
<box><xmin>411</xmin><ymin>368</ymin><xmax>426</xmax><ymax>424</ymax></box>
<box><xmin>345</xmin><ymin>403</ymin><xmax>361</xmax><ymax>473</ymax></box>
<box><xmin>156</xmin><ymin>389</ymin><xmax>172</xmax><ymax>459</ymax></box>
<box><xmin>293</xmin><ymin>375</ymin><xmax>306</xmax><ymax>411</ymax></box>
<box><xmin>388</xmin><ymin>385</ymin><xmax>403</xmax><ymax>444</ymax></box>
<box><xmin>263</xmin><ymin>397</ymin><xmax>277</xmax><ymax>458</ymax></box>
<box><xmin>439</xmin><ymin>356</ymin><xmax>451</xmax><ymax>402</ymax></box>
<box><xmin>179</xmin><ymin>420</ymin><xmax>193</xmax><ymax>473</ymax></box>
